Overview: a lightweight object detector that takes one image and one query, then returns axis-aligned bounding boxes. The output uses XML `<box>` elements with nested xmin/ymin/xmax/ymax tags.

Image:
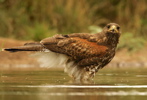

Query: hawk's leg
<box><xmin>81</xmin><ymin>64</ymin><xmax>99</xmax><ymax>81</ymax></box>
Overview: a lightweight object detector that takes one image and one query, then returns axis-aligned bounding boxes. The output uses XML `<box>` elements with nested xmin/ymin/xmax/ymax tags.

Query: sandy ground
<box><xmin>0</xmin><ymin>37</ymin><xmax>147</xmax><ymax>69</ymax></box>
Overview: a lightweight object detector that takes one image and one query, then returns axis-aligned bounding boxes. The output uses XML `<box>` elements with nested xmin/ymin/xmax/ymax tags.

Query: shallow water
<box><xmin>0</xmin><ymin>67</ymin><xmax>147</xmax><ymax>100</ymax></box>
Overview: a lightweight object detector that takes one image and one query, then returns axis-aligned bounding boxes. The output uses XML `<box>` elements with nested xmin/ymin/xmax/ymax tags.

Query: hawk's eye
<box><xmin>117</xmin><ymin>26</ymin><xmax>120</xmax><ymax>30</ymax></box>
<box><xmin>107</xmin><ymin>25</ymin><xmax>110</xmax><ymax>29</ymax></box>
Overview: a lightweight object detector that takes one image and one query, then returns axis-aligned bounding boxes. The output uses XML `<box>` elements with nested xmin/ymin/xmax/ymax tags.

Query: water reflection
<box><xmin>0</xmin><ymin>68</ymin><xmax>147</xmax><ymax>100</ymax></box>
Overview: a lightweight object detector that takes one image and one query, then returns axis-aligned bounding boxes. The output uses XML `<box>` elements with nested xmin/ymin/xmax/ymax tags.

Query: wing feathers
<box><xmin>24</xmin><ymin>42</ymin><xmax>42</xmax><ymax>46</ymax></box>
<box><xmin>41</xmin><ymin>36</ymin><xmax>108</xmax><ymax>63</ymax></box>
<box><xmin>3</xmin><ymin>43</ymin><xmax>46</xmax><ymax>52</ymax></box>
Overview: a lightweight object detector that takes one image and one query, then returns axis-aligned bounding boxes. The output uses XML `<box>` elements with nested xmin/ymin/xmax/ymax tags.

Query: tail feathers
<box><xmin>3</xmin><ymin>43</ymin><xmax>48</xmax><ymax>52</ymax></box>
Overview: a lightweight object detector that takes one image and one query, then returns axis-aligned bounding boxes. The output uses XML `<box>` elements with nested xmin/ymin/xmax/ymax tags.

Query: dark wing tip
<box><xmin>2</xmin><ymin>48</ymin><xmax>19</xmax><ymax>52</ymax></box>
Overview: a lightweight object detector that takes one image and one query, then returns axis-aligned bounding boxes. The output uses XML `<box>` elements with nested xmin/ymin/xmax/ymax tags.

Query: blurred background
<box><xmin>0</xmin><ymin>0</ymin><xmax>147</xmax><ymax>67</ymax></box>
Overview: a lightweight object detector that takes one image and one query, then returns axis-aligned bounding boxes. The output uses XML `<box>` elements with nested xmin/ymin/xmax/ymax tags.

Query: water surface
<box><xmin>0</xmin><ymin>67</ymin><xmax>147</xmax><ymax>100</ymax></box>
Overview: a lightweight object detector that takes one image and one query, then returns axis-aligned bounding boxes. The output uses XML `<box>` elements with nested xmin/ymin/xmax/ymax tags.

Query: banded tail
<box><xmin>3</xmin><ymin>42</ymin><xmax>47</xmax><ymax>52</ymax></box>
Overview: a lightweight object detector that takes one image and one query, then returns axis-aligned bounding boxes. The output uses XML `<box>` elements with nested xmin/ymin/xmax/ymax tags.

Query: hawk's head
<box><xmin>103</xmin><ymin>23</ymin><xmax>121</xmax><ymax>37</ymax></box>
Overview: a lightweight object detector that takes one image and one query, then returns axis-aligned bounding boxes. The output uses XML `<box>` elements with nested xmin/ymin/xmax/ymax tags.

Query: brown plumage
<box><xmin>3</xmin><ymin>23</ymin><xmax>121</xmax><ymax>81</ymax></box>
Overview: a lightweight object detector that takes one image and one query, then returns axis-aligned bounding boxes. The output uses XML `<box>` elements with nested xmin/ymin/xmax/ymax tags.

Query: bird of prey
<box><xmin>3</xmin><ymin>23</ymin><xmax>121</xmax><ymax>81</ymax></box>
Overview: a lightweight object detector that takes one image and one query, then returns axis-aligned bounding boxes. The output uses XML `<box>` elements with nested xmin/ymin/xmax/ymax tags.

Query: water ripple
<box><xmin>7</xmin><ymin>85</ymin><xmax>147</xmax><ymax>88</ymax></box>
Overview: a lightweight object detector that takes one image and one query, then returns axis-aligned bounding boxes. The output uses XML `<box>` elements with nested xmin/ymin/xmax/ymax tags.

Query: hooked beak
<box><xmin>108</xmin><ymin>25</ymin><xmax>118</xmax><ymax>33</ymax></box>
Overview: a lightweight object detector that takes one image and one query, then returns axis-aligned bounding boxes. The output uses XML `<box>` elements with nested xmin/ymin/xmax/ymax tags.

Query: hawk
<box><xmin>3</xmin><ymin>23</ymin><xmax>121</xmax><ymax>81</ymax></box>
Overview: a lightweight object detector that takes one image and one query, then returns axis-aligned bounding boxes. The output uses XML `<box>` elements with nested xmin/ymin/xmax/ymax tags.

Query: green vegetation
<box><xmin>0</xmin><ymin>42</ymin><xmax>4</xmax><ymax>51</ymax></box>
<box><xmin>0</xmin><ymin>0</ymin><xmax>146</xmax><ymax>51</ymax></box>
<box><xmin>118</xmin><ymin>33</ymin><xmax>145</xmax><ymax>52</ymax></box>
